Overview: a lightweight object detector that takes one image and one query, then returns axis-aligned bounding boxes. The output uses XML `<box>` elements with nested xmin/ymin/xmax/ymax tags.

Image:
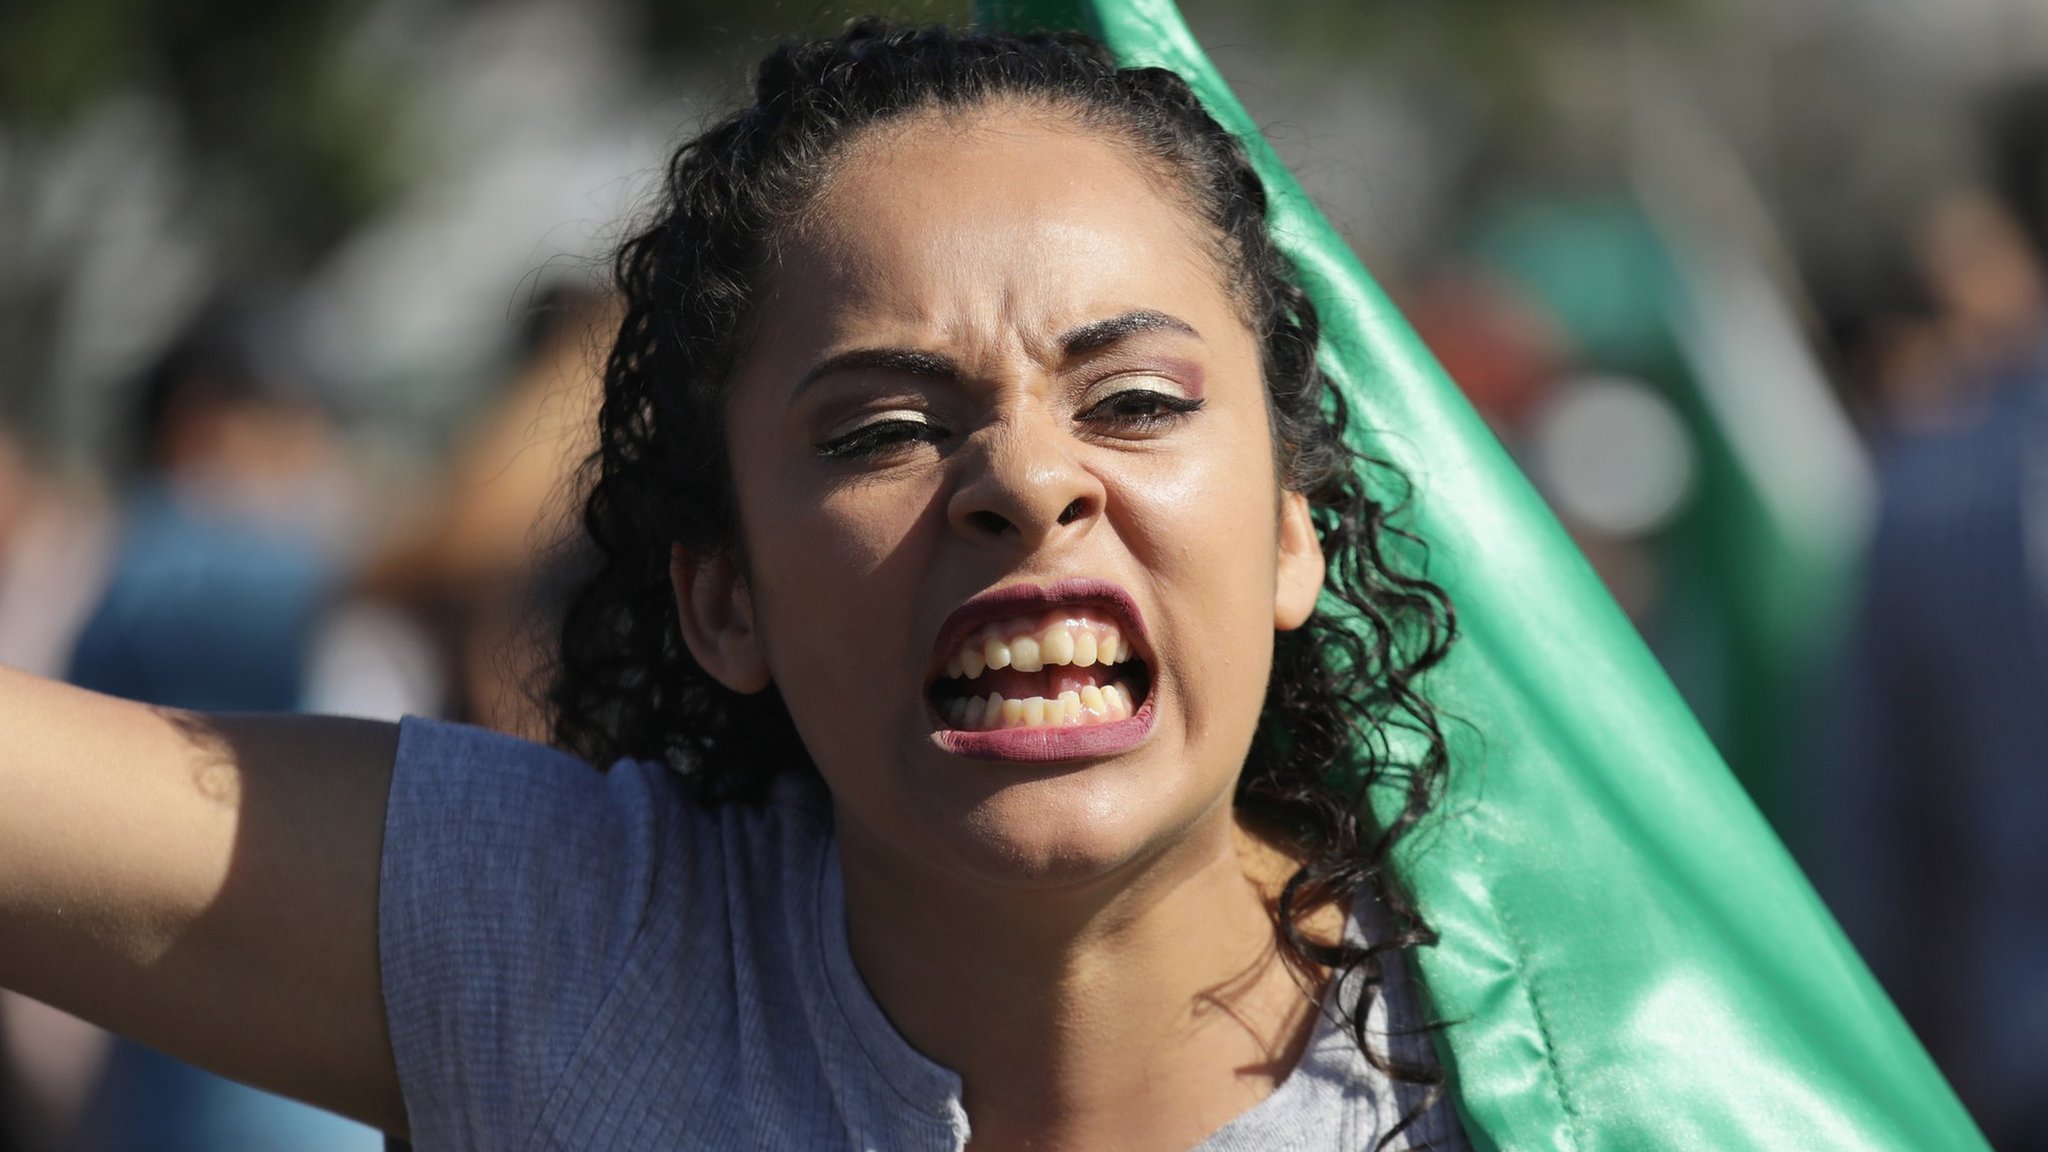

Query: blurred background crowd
<box><xmin>1</xmin><ymin>0</ymin><xmax>2045</xmax><ymax>1147</ymax></box>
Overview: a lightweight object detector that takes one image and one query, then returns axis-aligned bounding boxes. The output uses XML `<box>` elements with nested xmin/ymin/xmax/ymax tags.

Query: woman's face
<box><xmin>685</xmin><ymin>102</ymin><xmax>1324</xmax><ymax>890</ymax></box>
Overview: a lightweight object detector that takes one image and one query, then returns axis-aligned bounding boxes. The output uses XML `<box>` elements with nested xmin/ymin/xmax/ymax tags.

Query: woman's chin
<box><xmin>894</xmin><ymin>756</ymin><xmax>1229</xmax><ymax>894</ymax></box>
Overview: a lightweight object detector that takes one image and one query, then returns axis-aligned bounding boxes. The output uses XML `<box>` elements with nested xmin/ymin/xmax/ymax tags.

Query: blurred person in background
<box><xmin>67</xmin><ymin>311</ymin><xmax>342</xmax><ymax>712</ymax></box>
<box><xmin>56</xmin><ymin>309</ymin><xmax>378</xmax><ymax>1152</ymax></box>
<box><xmin>13</xmin><ymin>284</ymin><xmax>608</xmax><ymax>1151</ymax></box>
<box><xmin>359</xmin><ymin>279</ymin><xmax>612</xmax><ymax>739</ymax></box>
<box><xmin>1814</xmin><ymin>77</ymin><xmax>2048</xmax><ymax>1152</ymax></box>
<box><xmin>0</xmin><ymin>427</ymin><xmax>115</xmax><ymax>685</ymax></box>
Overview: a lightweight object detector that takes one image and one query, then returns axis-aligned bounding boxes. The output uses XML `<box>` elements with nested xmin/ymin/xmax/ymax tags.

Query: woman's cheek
<box><xmin>1117</xmin><ymin>438</ymin><xmax>1274</xmax><ymax>572</ymax></box>
<box><xmin>1136</xmin><ymin>439</ymin><xmax>1282</xmax><ymax>720</ymax></box>
<box><xmin>807</xmin><ymin>470</ymin><xmax>947</xmax><ymax>573</ymax></box>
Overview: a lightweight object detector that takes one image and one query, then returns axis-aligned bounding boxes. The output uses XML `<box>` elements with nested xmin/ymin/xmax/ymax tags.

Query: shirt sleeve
<box><xmin>378</xmin><ymin>717</ymin><xmax>684</xmax><ymax>1150</ymax></box>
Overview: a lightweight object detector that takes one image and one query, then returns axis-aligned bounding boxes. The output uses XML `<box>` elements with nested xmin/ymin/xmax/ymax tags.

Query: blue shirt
<box><xmin>1815</xmin><ymin>365</ymin><xmax>2048</xmax><ymax>1144</ymax></box>
<box><xmin>380</xmin><ymin>717</ymin><xmax>1468</xmax><ymax>1150</ymax></box>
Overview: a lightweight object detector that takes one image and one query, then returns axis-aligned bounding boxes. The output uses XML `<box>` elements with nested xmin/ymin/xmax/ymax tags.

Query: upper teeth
<box><xmin>943</xmin><ymin>616</ymin><xmax>1135</xmax><ymax>680</ymax></box>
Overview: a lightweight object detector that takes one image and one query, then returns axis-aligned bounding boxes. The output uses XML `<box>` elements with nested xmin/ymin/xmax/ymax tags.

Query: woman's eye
<box><xmin>1079</xmin><ymin>387</ymin><xmax>1205</xmax><ymax>429</ymax></box>
<box><xmin>815</xmin><ymin>415</ymin><xmax>946</xmax><ymax>459</ymax></box>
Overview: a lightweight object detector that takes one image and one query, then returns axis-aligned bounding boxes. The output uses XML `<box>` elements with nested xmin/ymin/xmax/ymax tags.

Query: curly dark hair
<box><xmin>548</xmin><ymin>19</ymin><xmax>1458</xmax><ymax>1144</ymax></box>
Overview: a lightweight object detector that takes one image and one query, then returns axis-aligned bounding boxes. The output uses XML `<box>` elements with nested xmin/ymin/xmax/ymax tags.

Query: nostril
<box><xmin>1056</xmin><ymin>499</ymin><xmax>1085</xmax><ymax>526</ymax></box>
<box><xmin>967</xmin><ymin>509</ymin><xmax>1011</xmax><ymax>536</ymax></box>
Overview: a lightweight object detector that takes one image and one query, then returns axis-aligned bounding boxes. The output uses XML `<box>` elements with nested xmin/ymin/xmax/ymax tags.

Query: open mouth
<box><xmin>927</xmin><ymin>607</ymin><xmax>1153</xmax><ymax>733</ymax></box>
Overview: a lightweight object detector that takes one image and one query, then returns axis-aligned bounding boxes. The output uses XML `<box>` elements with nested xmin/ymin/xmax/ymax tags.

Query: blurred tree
<box><xmin>0</xmin><ymin>0</ymin><xmax>991</xmax><ymax>459</ymax></box>
<box><xmin>1182</xmin><ymin>0</ymin><xmax>1690</xmax><ymax>131</ymax></box>
<box><xmin>613</xmin><ymin>0</ymin><xmax>968</xmax><ymax>95</ymax></box>
<box><xmin>0</xmin><ymin>0</ymin><xmax>2027</xmax><ymax>478</ymax></box>
<box><xmin>0</xmin><ymin>0</ymin><xmax>401</xmax><ymax>253</ymax></box>
<box><xmin>0</xmin><ymin>0</ymin><xmax>405</xmax><ymax>451</ymax></box>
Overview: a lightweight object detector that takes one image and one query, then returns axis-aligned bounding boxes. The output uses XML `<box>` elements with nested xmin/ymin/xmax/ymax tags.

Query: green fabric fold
<box><xmin>972</xmin><ymin>1</ymin><xmax>1991</xmax><ymax>1147</ymax></box>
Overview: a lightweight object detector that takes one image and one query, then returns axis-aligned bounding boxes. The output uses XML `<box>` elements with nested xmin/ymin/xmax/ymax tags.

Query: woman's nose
<box><xmin>946</xmin><ymin>415</ymin><xmax>1104</xmax><ymax>549</ymax></box>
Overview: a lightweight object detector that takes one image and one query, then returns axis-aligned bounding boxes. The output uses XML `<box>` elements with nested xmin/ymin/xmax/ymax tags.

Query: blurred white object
<box><xmin>1533</xmin><ymin>374</ymin><xmax>1698</xmax><ymax>537</ymax></box>
<box><xmin>304</xmin><ymin>600</ymin><xmax>446</xmax><ymax>722</ymax></box>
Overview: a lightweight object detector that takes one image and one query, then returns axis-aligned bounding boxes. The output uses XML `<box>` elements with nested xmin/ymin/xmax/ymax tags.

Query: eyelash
<box><xmin>813</xmin><ymin>387</ymin><xmax>1204</xmax><ymax>460</ymax></box>
<box><xmin>1078</xmin><ymin>387</ymin><xmax>1205</xmax><ymax>429</ymax></box>
<box><xmin>814</xmin><ymin>415</ymin><xmax>944</xmax><ymax>459</ymax></box>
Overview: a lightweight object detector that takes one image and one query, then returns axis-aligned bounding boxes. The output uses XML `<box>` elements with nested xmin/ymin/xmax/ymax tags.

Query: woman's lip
<box><xmin>926</xmin><ymin>577</ymin><xmax>1150</xmax><ymax>685</ymax></box>
<box><xmin>931</xmin><ymin>696</ymin><xmax>1156</xmax><ymax>762</ymax></box>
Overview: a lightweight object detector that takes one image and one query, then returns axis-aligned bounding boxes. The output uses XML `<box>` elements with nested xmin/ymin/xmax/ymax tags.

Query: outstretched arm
<box><xmin>0</xmin><ymin>664</ymin><xmax>405</xmax><ymax>1133</ymax></box>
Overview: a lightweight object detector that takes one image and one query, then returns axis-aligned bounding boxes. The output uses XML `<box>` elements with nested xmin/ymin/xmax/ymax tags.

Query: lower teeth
<box><xmin>945</xmin><ymin>682</ymin><xmax>1138</xmax><ymax>730</ymax></box>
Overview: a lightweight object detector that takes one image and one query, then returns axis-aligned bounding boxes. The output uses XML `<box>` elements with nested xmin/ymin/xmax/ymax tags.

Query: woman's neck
<box><xmin>835</xmin><ymin>803</ymin><xmax>1338</xmax><ymax>1152</ymax></box>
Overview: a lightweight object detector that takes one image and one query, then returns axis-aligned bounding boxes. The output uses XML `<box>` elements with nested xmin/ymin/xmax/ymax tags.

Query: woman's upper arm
<box><xmin>0</xmin><ymin>663</ymin><xmax>407</xmax><ymax>1134</ymax></box>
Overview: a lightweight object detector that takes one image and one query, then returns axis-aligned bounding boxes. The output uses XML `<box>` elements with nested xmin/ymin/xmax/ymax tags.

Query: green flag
<box><xmin>975</xmin><ymin>1</ymin><xmax>1990</xmax><ymax>1148</ymax></box>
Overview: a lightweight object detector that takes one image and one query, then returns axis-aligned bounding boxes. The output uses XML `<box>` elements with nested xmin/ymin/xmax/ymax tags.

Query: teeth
<box><xmin>944</xmin><ymin>681</ymin><xmax>1142</xmax><ymax>732</ymax></box>
<box><xmin>946</xmin><ymin>619</ymin><xmax>1138</xmax><ymax>682</ymax></box>
<box><xmin>1118</xmin><ymin>687</ymin><xmax>1135</xmax><ymax>719</ymax></box>
<box><xmin>1041</xmin><ymin>628</ymin><xmax>1074</xmax><ymax>666</ymax></box>
<box><xmin>1079</xmin><ymin>684</ymin><xmax>1106</xmax><ymax>717</ymax></box>
<box><xmin>1071</xmin><ymin>631</ymin><xmax>1097</xmax><ymax>667</ymax></box>
<box><xmin>1010</xmin><ymin>636</ymin><xmax>1042</xmax><ymax>673</ymax></box>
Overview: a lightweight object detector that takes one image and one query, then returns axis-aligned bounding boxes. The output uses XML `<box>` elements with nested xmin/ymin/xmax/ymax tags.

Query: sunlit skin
<box><xmin>673</xmin><ymin>104</ymin><xmax>1339</xmax><ymax>1152</ymax></box>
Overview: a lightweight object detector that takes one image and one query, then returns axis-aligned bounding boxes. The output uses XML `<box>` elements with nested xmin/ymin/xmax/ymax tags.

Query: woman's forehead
<box><xmin>765</xmin><ymin>105</ymin><xmax>1237</xmax><ymax>358</ymax></box>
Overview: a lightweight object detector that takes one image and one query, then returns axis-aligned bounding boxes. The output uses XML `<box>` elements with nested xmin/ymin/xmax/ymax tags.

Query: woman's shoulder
<box><xmin>381</xmin><ymin>716</ymin><xmax>845</xmax><ymax>1149</ymax></box>
<box><xmin>389</xmin><ymin>714</ymin><xmax>831</xmax><ymax>836</ymax></box>
<box><xmin>384</xmin><ymin>716</ymin><xmax>839</xmax><ymax>944</ymax></box>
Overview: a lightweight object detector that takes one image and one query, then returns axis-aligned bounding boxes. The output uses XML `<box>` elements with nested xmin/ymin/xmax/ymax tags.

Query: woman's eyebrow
<box><xmin>791</xmin><ymin>310</ymin><xmax>1197</xmax><ymax>398</ymax></box>
<box><xmin>1058</xmin><ymin>309</ymin><xmax>1202</xmax><ymax>356</ymax></box>
<box><xmin>793</xmin><ymin>347</ymin><xmax>959</xmax><ymax>397</ymax></box>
